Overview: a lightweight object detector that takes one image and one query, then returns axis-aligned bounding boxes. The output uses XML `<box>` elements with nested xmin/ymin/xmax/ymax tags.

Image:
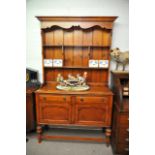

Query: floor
<box><xmin>26</xmin><ymin>127</ymin><xmax>114</xmax><ymax>155</ymax></box>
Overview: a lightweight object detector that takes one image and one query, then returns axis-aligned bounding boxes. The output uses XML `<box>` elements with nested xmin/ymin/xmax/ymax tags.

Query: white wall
<box><xmin>26</xmin><ymin>0</ymin><xmax>129</xmax><ymax>83</ymax></box>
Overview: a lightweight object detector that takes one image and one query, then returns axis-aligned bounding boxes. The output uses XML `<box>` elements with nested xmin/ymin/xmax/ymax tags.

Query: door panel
<box><xmin>38</xmin><ymin>95</ymin><xmax>72</xmax><ymax>124</ymax></box>
<box><xmin>75</xmin><ymin>96</ymin><xmax>111</xmax><ymax>126</ymax></box>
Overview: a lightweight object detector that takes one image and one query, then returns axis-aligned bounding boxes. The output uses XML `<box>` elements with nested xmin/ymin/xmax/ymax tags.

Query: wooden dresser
<box><xmin>26</xmin><ymin>68</ymin><xmax>40</xmax><ymax>132</ymax></box>
<box><xmin>35</xmin><ymin>16</ymin><xmax>117</xmax><ymax>145</ymax></box>
<box><xmin>111</xmin><ymin>71</ymin><xmax>129</xmax><ymax>154</ymax></box>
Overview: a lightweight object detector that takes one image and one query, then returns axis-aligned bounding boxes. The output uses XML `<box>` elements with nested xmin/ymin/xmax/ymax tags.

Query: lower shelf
<box><xmin>44</xmin><ymin>66</ymin><xmax>109</xmax><ymax>69</ymax></box>
<box><xmin>36</xmin><ymin>126</ymin><xmax>111</xmax><ymax>146</ymax></box>
<box><xmin>42</xmin><ymin>135</ymin><xmax>105</xmax><ymax>143</ymax></box>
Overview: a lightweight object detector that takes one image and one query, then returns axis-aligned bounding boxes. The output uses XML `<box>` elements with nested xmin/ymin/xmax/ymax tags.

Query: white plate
<box><xmin>44</xmin><ymin>59</ymin><xmax>53</xmax><ymax>67</ymax></box>
<box><xmin>53</xmin><ymin>59</ymin><xmax>63</xmax><ymax>67</ymax></box>
<box><xmin>99</xmin><ymin>60</ymin><xmax>109</xmax><ymax>68</ymax></box>
<box><xmin>89</xmin><ymin>60</ymin><xmax>98</xmax><ymax>68</ymax></box>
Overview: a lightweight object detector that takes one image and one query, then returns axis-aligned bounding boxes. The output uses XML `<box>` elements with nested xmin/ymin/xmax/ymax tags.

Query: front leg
<box><xmin>115</xmin><ymin>62</ymin><xmax>119</xmax><ymax>70</ymax></box>
<box><xmin>123</xmin><ymin>64</ymin><xmax>126</xmax><ymax>71</ymax></box>
<box><xmin>105</xmin><ymin>128</ymin><xmax>111</xmax><ymax>147</ymax></box>
<box><xmin>37</xmin><ymin>125</ymin><xmax>42</xmax><ymax>143</ymax></box>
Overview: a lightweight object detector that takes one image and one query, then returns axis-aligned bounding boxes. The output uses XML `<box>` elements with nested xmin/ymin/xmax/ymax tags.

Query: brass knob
<box><xmin>102</xmin><ymin>98</ymin><xmax>105</xmax><ymax>102</ymax></box>
<box><xmin>63</xmin><ymin>97</ymin><xmax>66</xmax><ymax>101</ymax></box>
<box><xmin>43</xmin><ymin>97</ymin><xmax>46</xmax><ymax>101</ymax></box>
<box><xmin>80</xmin><ymin>98</ymin><xmax>84</xmax><ymax>102</ymax></box>
<box><xmin>125</xmin><ymin>138</ymin><xmax>129</xmax><ymax>142</ymax></box>
<box><xmin>124</xmin><ymin>148</ymin><xmax>129</xmax><ymax>151</ymax></box>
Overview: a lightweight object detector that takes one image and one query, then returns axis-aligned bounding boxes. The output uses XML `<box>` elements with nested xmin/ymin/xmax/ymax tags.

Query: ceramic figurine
<box><xmin>68</xmin><ymin>74</ymin><xmax>76</xmax><ymax>81</ymax></box>
<box><xmin>56</xmin><ymin>73</ymin><xmax>63</xmax><ymax>82</ymax></box>
<box><xmin>76</xmin><ymin>74</ymin><xmax>85</xmax><ymax>85</ymax></box>
<box><xmin>56</xmin><ymin>72</ymin><xmax>88</xmax><ymax>87</ymax></box>
<box><xmin>83</xmin><ymin>72</ymin><xmax>88</xmax><ymax>79</ymax></box>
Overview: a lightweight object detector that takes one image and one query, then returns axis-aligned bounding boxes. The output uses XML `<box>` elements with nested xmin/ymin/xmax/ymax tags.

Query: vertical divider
<box><xmin>88</xmin><ymin>46</ymin><xmax>91</xmax><ymax>60</ymax></box>
<box><xmin>41</xmin><ymin>30</ymin><xmax>45</xmax><ymax>84</ymax></box>
<box><xmin>62</xmin><ymin>45</ymin><xmax>64</xmax><ymax>66</ymax></box>
<box><xmin>62</xmin><ymin>30</ymin><xmax>64</xmax><ymax>67</ymax></box>
<box><xmin>73</xmin><ymin>28</ymin><xmax>75</xmax><ymax>67</ymax></box>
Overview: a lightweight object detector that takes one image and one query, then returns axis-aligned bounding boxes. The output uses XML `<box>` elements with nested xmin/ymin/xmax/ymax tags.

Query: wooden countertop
<box><xmin>35</xmin><ymin>82</ymin><xmax>113</xmax><ymax>96</ymax></box>
<box><xmin>26</xmin><ymin>87</ymin><xmax>38</xmax><ymax>94</ymax></box>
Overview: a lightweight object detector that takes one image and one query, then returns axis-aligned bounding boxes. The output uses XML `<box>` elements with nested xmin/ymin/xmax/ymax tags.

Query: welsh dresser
<box><xmin>35</xmin><ymin>16</ymin><xmax>117</xmax><ymax>145</ymax></box>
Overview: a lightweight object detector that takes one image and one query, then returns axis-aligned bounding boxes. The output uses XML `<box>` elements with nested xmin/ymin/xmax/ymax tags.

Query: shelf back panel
<box><xmin>43</xmin><ymin>29</ymin><xmax>111</xmax><ymax>46</ymax></box>
<box><xmin>44</xmin><ymin>68</ymin><xmax>108</xmax><ymax>83</ymax></box>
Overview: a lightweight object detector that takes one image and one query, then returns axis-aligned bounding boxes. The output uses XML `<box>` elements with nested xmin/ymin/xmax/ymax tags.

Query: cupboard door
<box><xmin>74</xmin><ymin>96</ymin><xmax>112</xmax><ymax>127</ymax></box>
<box><xmin>38</xmin><ymin>95</ymin><xmax>72</xmax><ymax>124</ymax></box>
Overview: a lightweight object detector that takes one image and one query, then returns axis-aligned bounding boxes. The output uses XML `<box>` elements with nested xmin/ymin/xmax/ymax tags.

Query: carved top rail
<box><xmin>36</xmin><ymin>16</ymin><xmax>118</xmax><ymax>30</ymax></box>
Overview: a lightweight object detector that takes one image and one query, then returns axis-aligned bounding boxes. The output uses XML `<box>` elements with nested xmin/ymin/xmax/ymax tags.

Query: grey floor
<box><xmin>26</xmin><ymin>127</ymin><xmax>113</xmax><ymax>155</ymax></box>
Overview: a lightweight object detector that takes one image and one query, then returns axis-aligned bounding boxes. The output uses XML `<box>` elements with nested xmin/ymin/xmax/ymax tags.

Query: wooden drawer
<box><xmin>76</xmin><ymin>96</ymin><xmax>109</xmax><ymax>104</ymax></box>
<box><xmin>39</xmin><ymin>95</ymin><xmax>71</xmax><ymax>103</ymax></box>
<box><xmin>117</xmin><ymin>127</ymin><xmax>129</xmax><ymax>143</ymax></box>
<box><xmin>116</xmin><ymin>143</ymin><xmax>129</xmax><ymax>154</ymax></box>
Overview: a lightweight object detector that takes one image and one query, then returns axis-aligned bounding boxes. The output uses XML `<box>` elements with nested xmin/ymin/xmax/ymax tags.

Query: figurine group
<box><xmin>57</xmin><ymin>72</ymin><xmax>88</xmax><ymax>87</ymax></box>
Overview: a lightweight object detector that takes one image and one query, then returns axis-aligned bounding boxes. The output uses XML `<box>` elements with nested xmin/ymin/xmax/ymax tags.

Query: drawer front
<box><xmin>116</xmin><ymin>143</ymin><xmax>129</xmax><ymax>155</ymax></box>
<box><xmin>76</xmin><ymin>96</ymin><xmax>108</xmax><ymax>104</ymax></box>
<box><xmin>75</xmin><ymin>96</ymin><xmax>112</xmax><ymax>126</ymax></box>
<box><xmin>39</xmin><ymin>94</ymin><xmax>71</xmax><ymax>103</ymax></box>
<box><xmin>117</xmin><ymin>127</ymin><xmax>129</xmax><ymax>143</ymax></box>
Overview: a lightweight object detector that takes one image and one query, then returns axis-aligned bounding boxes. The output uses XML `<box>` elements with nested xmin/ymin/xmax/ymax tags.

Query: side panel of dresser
<box><xmin>111</xmin><ymin>104</ymin><xmax>129</xmax><ymax>154</ymax></box>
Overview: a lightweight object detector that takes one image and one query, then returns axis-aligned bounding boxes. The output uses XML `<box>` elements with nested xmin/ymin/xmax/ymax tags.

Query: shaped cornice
<box><xmin>36</xmin><ymin>16</ymin><xmax>118</xmax><ymax>30</ymax></box>
<box><xmin>42</xmin><ymin>25</ymin><xmax>112</xmax><ymax>31</ymax></box>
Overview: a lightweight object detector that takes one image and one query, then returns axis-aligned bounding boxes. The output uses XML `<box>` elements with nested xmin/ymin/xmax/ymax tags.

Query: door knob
<box><xmin>80</xmin><ymin>98</ymin><xmax>84</xmax><ymax>102</ymax></box>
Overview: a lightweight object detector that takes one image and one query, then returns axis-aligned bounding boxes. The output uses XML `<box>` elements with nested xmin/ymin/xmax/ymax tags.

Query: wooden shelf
<box><xmin>44</xmin><ymin>66</ymin><xmax>109</xmax><ymax>70</ymax></box>
<box><xmin>41</xmin><ymin>17</ymin><xmax>114</xmax><ymax>83</ymax></box>
<box><xmin>43</xmin><ymin>45</ymin><xmax>110</xmax><ymax>48</ymax></box>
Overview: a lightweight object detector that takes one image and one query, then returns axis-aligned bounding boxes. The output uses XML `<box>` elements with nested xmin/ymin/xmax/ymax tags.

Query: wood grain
<box><xmin>36</xmin><ymin>16</ymin><xmax>117</xmax><ymax>145</ymax></box>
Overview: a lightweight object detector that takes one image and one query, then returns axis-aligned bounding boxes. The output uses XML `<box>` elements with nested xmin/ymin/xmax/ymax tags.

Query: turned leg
<box><xmin>37</xmin><ymin>125</ymin><xmax>42</xmax><ymax>143</ymax></box>
<box><xmin>123</xmin><ymin>64</ymin><xmax>125</xmax><ymax>71</ymax></box>
<box><xmin>105</xmin><ymin>128</ymin><xmax>111</xmax><ymax>147</ymax></box>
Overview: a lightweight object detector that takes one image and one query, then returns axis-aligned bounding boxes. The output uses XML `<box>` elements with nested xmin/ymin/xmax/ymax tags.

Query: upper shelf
<box><xmin>44</xmin><ymin>66</ymin><xmax>109</xmax><ymax>70</ymax></box>
<box><xmin>43</xmin><ymin>45</ymin><xmax>110</xmax><ymax>48</ymax></box>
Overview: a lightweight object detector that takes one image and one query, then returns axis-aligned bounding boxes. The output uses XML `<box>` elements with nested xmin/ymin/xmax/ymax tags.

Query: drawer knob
<box><xmin>124</xmin><ymin>148</ymin><xmax>129</xmax><ymax>152</ymax></box>
<box><xmin>63</xmin><ymin>97</ymin><xmax>66</xmax><ymax>101</ymax></box>
<box><xmin>102</xmin><ymin>98</ymin><xmax>105</xmax><ymax>102</ymax></box>
<box><xmin>126</xmin><ymin>129</ymin><xmax>129</xmax><ymax>132</ymax></box>
<box><xmin>125</xmin><ymin>138</ymin><xmax>129</xmax><ymax>142</ymax></box>
<box><xmin>80</xmin><ymin>98</ymin><xmax>84</xmax><ymax>102</ymax></box>
<box><xmin>43</xmin><ymin>97</ymin><xmax>46</xmax><ymax>101</ymax></box>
